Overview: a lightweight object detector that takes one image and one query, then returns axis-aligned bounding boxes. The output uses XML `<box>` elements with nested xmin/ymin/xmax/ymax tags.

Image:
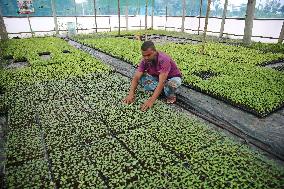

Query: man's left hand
<box><xmin>141</xmin><ymin>98</ymin><xmax>155</xmax><ymax>111</ymax></box>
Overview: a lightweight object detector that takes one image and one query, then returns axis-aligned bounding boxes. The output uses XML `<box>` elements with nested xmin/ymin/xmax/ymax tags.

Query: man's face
<box><xmin>142</xmin><ymin>48</ymin><xmax>156</xmax><ymax>63</ymax></box>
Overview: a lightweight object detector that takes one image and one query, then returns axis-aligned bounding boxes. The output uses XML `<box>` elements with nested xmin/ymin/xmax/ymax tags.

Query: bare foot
<box><xmin>166</xmin><ymin>96</ymin><xmax>176</xmax><ymax>104</ymax></box>
<box><xmin>145</xmin><ymin>90</ymin><xmax>153</xmax><ymax>95</ymax></box>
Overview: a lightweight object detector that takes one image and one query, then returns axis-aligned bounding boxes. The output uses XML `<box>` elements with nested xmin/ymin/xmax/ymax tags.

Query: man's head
<box><xmin>141</xmin><ymin>41</ymin><xmax>157</xmax><ymax>63</ymax></box>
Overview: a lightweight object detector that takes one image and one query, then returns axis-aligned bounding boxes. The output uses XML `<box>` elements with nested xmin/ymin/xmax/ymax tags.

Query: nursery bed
<box><xmin>1</xmin><ymin>36</ymin><xmax>284</xmax><ymax>188</ymax></box>
<box><xmin>67</xmin><ymin>38</ymin><xmax>284</xmax><ymax>160</ymax></box>
<box><xmin>70</xmin><ymin>36</ymin><xmax>284</xmax><ymax>117</ymax></box>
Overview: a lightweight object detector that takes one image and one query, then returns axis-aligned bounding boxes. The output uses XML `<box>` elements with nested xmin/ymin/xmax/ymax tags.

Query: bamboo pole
<box><xmin>51</xmin><ymin>0</ymin><xmax>59</xmax><ymax>34</ymax></box>
<box><xmin>126</xmin><ymin>0</ymin><xmax>129</xmax><ymax>31</ymax></box>
<box><xmin>200</xmin><ymin>0</ymin><xmax>212</xmax><ymax>54</ymax></box>
<box><xmin>198</xmin><ymin>0</ymin><xmax>203</xmax><ymax>35</ymax></box>
<box><xmin>118</xmin><ymin>0</ymin><xmax>121</xmax><ymax>36</ymax></box>
<box><xmin>0</xmin><ymin>7</ymin><xmax>8</xmax><ymax>40</ymax></box>
<box><xmin>73</xmin><ymin>0</ymin><xmax>78</xmax><ymax>34</ymax></box>
<box><xmin>145</xmin><ymin>0</ymin><xmax>148</xmax><ymax>40</ymax></box>
<box><xmin>109</xmin><ymin>16</ymin><xmax>111</xmax><ymax>32</ymax></box>
<box><xmin>278</xmin><ymin>21</ymin><xmax>284</xmax><ymax>43</ymax></box>
<box><xmin>165</xmin><ymin>5</ymin><xmax>168</xmax><ymax>30</ymax></box>
<box><xmin>27</xmin><ymin>14</ymin><xmax>34</xmax><ymax>37</ymax></box>
<box><xmin>94</xmin><ymin>0</ymin><xmax>98</xmax><ymax>33</ymax></box>
<box><xmin>181</xmin><ymin>0</ymin><xmax>186</xmax><ymax>32</ymax></box>
<box><xmin>219</xmin><ymin>0</ymin><xmax>228</xmax><ymax>39</ymax></box>
<box><xmin>151</xmin><ymin>0</ymin><xmax>154</xmax><ymax>29</ymax></box>
<box><xmin>243</xmin><ymin>0</ymin><xmax>256</xmax><ymax>45</ymax></box>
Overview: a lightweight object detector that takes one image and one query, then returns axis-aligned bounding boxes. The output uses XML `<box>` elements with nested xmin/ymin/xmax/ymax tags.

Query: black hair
<box><xmin>141</xmin><ymin>41</ymin><xmax>156</xmax><ymax>51</ymax></box>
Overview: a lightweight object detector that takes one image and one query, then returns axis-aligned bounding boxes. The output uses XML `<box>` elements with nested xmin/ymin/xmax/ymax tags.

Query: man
<box><xmin>123</xmin><ymin>41</ymin><xmax>182</xmax><ymax>111</ymax></box>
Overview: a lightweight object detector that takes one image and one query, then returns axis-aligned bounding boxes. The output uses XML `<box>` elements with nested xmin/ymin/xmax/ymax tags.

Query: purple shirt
<box><xmin>137</xmin><ymin>51</ymin><xmax>182</xmax><ymax>79</ymax></box>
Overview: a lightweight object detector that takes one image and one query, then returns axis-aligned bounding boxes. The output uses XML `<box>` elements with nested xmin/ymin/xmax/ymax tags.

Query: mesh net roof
<box><xmin>0</xmin><ymin>0</ymin><xmax>283</xmax><ymax>18</ymax></box>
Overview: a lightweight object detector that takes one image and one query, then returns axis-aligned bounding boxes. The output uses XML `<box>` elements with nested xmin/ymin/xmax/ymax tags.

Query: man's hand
<box><xmin>123</xmin><ymin>94</ymin><xmax>135</xmax><ymax>104</ymax></box>
<box><xmin>141</xmin><ymin>98</ymin><xmax>155</xmax><ymax>111</ymax></box>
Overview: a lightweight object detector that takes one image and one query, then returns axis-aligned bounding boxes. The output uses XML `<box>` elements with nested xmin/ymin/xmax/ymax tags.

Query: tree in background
<box><xmin>280</xmin><ymin>5</ymin><xmax>284</xmax><ymax>16</ymax></box>
<box><xmin>1</xmin><ymin>0</ymin><xmax>284</xmax><ymax>18</ymax></box>
<box><xmin>210</xmin><ymin>0</ymin><xmax>223</xmax><ymax>17</ymax></box>
<box><xmin>226</xmin><ymin>3</ymin><xmax>247</xmax><ymax>18</ymax></box>
<box><xmin>255</xmin><ymin>0</ymin><xmax>283</xmax><ymax>18</ymax></box>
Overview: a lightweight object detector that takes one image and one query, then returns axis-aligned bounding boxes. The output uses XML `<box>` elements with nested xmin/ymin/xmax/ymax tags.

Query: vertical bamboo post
<box><xmin>181</xmin><ymin>0</ymin><xmax>186</xmax><ymax>32</ymax></box>
<box><xmin>51</xmin><ymin>0</ymin><xmax>59</xmax><ymax>34</ymax></box>
<box><xmin>198</xmin><ymin>0</ymin><xmax>203</xmax><ymax>35</ymax></box>
<box><xmin>219</xmin><ymin>0</ymin><xmax>228</xmax><ymax>39</ymax></box>
<box><xmin>118</xmin><ymin>0</ymin><xmax>121</xmax><ymax>36</ymax></box>
<box><xmin>243</xmin><ymin>0</ymin><xmax>256</xmax><ymax>45</ymax></box>
<box><xmin>94</xmin><ymin>0</ymin><xmax>98</xmax><ymax>33</ymax></box>
<box><xmin>200</xmin><ymin>0</ymin><xmax>212</xmax><ymax>54</ymax></box>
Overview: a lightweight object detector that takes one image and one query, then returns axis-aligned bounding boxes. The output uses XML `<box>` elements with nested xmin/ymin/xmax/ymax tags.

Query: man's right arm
<box><xmin>123</xmin><ymin>71</ymin><xmax>144</xmax><ymax>104</ymax></box>
<box><xmin>129</xmin><ymin>71</ymin><xmax>144</xmax><ymax>96</ymax></box>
